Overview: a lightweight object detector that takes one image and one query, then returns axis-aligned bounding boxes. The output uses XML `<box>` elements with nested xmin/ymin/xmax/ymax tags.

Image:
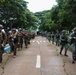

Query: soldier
<box><xmin>0</xmin><ymin>24</ymin><xmax>6</xmax><ymax>65</ymax></box>
<box><xmin>60</xmin><ymin>30</ymin><xmax>68</xmax><ymax>56</ymax></box>
<box><xmin>47</xmin><ymin>32</ymin><xmax>51</xmax><ymax>42</ymax></box>
<box><xmin>23</xmin><ymin>30</ymin><xmax>29</xmax><ymax>48</ymax></box>
<box><xmin>55</xmin><ymin>32</ymin><xmax>60</xmax><ymax>46</ymax></box>
<box><xmin>70</xmin><ymin>28</ymin><xmax>76</xmax><ymax>63</ymax></box>
<box><xmin>27</xmin><ymin>32</ymin><xmax>31</xmax><ymax>45</ymax></box>
<box><xmin>17</xmin><ymin>28</ymin><xmax>23</xmax><ymax>50</ymax></box>
<box><xmin>51</xmin><ymin>32</ymin><xmax>55</xmax><ymax>44</ymax></box>
<box><xmin>8</xmin><ymin>28</ymin><xmax>18</xmax><ymax>58</ymax></box>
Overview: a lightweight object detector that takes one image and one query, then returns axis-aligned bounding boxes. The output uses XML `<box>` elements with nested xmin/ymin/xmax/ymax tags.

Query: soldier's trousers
<box><xmin>60</xmin><ymin>43</ymin><xmax>68</xmax><ymax>55</ymax></box>
<box><xmin>19</xmin><ymin>42</ymin><xmax>23</xmax><ymax>48</ymax></box>
<box><xmin>0</xmin><ymin>52</ymin><xmax>2</xmax><ymax>63</ymax></box>
<box><xmin>56</xmin><ymin>39</ymin><xmax>60</xmax><ymax>46</ymax></box>
<box><xmin>17</xmin><ymin>42</ymin><xmax>23</xmax><ymax>49</ymax></box>
<box><xmin>51</xmin><ymin>38</ymin><xmax>54</xmax><ymax>44</ymax></box>
<box><xmin>24</xmin><ymin>40</ymin><xmax>28</xmax><ymax>48</ymax></box>
<box><xmin>71</xmin><ymin>43</ymin><xmax>76</xmax><ymax>61</ymax></box>
<box><xmin>11</xmin><ymin>43</ymin><xmax>17</xmax><ymax>56</ymax></box>
<box><xmin>0</xmin><ymin>47</ymin><xmax>4</xmax><ymax>63</ymax></box>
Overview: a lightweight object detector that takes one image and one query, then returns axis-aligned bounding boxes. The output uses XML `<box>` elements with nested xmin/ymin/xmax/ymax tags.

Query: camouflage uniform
<box><xmin>70</xmin><ymin>28</ymin><xmax>76</xmax><ymax>63</ymax></box>
<box><xmin>8</xmin><ymin>28</ymin><xmax>18</xmax><ymax>57</ymax></box>
<box><xmin>0</xmin><ymin>25</ymin><xmax>6</xmax><ymax>64</ymax></box>
<box><xmin>47</xmin><ymin>32</ymin><xmax>51</xmax><ymax>42</ymax></box>
<box><xmin>23</xmin><ymin>30</ymin><xmax>29</xmax><ymax>48</ymax></box>
<box><xmin>55</xmin><ymin>33</ymin><xmax>60</xmax><ymax>46</ymax></box>
<box><xmin>27</xmin><ymin>32</ymin><xmax>31</xmax><ymax>44</ymax></box>
<box><xmin>60</xmin><ymin>30</ymin><xmax>68</xmax><ymax>56</ymax></box>
<box><xmin>17</xmin><ymin>28</ymin><xmax>23</xmax><ymax>49</ymax></box>
<box><xmin>51</xmin><ymin>32</ymin><xmax>55</xmax><ymax>44</ymax></box>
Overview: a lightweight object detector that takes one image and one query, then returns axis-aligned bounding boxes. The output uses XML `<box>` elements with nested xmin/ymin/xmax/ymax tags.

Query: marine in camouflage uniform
<box><xmin>0</xmin><ymin>25</ymin><xmax>6</xmax><ymax>65</ymax></box>
<box><xmin>51</xmin><ymin>32</ymin><xmax>55</xmax><ymax>44</ymax></box>
<box><xmin>8</xmin><ymin>28</ymin><xmax>18</xmax><ymax>58</ymax></box>
<box><xmin>55</xmin><ymin>33</ymin><xmax>60</xmax><ymax>46</ymax></box>
<box><xmin>70</xmin><ymin>28</ymin><xmax>76</xmax><ymax>63</ymax></box>
<box><xmin>23</xmin><ymin>30</ymin><xmax>29</xmax><ymax>48</ymax></box>
<box><xmin>27</xmin><ymin>32</ymin><xmax>31</xmax><ymax>44</ymax></box>
<box><xmin>17</xmin><ymin>28</ymin><xmax>23</xmax><ymax>50</ymax></box>
<box><xmin>47</xmin><ymin>32</ymin><xmax>51</xmax><ymax>42</ymax></box>
<box><xmin>60</xmin><ymin>30</ymin><xmax>68</xmax><ymax>56</ymax></box>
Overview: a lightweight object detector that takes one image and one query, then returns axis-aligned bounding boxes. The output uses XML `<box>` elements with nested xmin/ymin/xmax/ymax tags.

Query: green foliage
<box><xmin>0</xmin><ymin>0</ymin><xmax>5</xmax><ymax>3</ymax></box>
<box><xmin>34</xmin><ymin>0</ymin><xmax>76</xmax><ymax>32</ymax></box>
<box><xmin>0</xmin><ymin>0</ymin><xmax>38</xmax><ymax>30</ymax></box>
<box><xmin>1</xmin><ymin>0</ymin><xmax>76</xmax><ymax>31</ymax></box>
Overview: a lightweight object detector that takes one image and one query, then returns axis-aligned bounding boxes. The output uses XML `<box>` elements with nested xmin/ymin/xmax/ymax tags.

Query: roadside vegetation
<box><xmin>0</xmin><ymin>0</ymin><xmax>76</xmax><ymax>32</ymax></box>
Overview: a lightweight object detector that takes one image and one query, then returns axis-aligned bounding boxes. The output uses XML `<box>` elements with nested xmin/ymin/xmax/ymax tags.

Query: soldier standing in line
<box><xmin>60</xmin><ymin>30</ymin><xmax>68</xmax><ymax>56</ymax></box>
<box><xmin>0</xmin><ymin>25</ymin><xmax>6</xmax><ymax>65</ymax></box>
<box><xmin>55</xmin><ymin>32</ymin><xmax>60</xmax><ymax>46</ymax></box>
<box><xmin>51</xmin><ymin>32</ymin><xmax>55</xmax><ymax>44</ymax></box>
<box><xmin>23</xmin><ymin>30</ymin><xmax>29</xmax><ymax>48</ymax></box>
<box><xmin>17</xmin><ymin>28</ymin><xmax>23</xmax><ymax>50</ymax></box>
<box><xmin>47</xmin><ymin>32</ymin><xmax>51</xmax><ymax>42</ymax></box>
<box><xmin>27</xmin><ymin>32</ymin><xmax>31</xmax><ymax>45</ymax></box>
<box><xmin>8</xmin><ymin>28</ymin><xmax>18</xmax><ymax>58</ymax></box>
<box><xmin>70</xmin><ymin>28</ymin><xmax>76</xmax><ymax>63</ymax></box>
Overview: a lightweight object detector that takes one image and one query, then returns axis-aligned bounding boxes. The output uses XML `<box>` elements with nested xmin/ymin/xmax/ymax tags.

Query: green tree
<box><xmin>0</xmin><ymin>0</ymin><xmax>28</xmax><ymax>28</ymax></box>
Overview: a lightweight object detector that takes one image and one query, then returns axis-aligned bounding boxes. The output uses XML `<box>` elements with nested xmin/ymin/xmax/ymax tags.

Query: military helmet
<box><xmin>12</xmin><ymin>28</ymin><xmax>16</xmax><ymax>31</ymax></box>
<box><xmin>19</xmin><ymin>28</ymin><xmax>22</xmax><ymax>31</ymax></box>
<box><xmin>73</xmin><ymin>27</ymin><xmax>76</xmax><ymax>31</ymax></box>
<box><xmin>62</xmin><ymin>30</ymin><xmax>66</xmax><ymax>33</ymax></box>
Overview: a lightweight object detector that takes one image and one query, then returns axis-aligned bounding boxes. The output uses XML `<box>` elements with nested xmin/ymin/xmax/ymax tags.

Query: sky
<box><xmin>25</xmin><ymin>0</ymin><xmax>57</xmax><ymax>13</ymax></box>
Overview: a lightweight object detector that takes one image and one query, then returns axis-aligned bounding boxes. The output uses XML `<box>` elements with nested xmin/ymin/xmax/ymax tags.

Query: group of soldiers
<box><xmin>44</xmin><ymin>28</ymin><xmax>76</xmax><ymax>64</ymax></box>
<box><xmin>0</xmin><ymin>23</ymin><xmax>76</xmax><ymax>65</ymax></box>
<box><xmin>59</xmin><ymin>28</ymin><xmax>76</xmax><ymax>63</ymax></box>
<box><xmin>0</xmin><ymin>24</ymin><xmax>35</xmax><ymax>65</ymax></box>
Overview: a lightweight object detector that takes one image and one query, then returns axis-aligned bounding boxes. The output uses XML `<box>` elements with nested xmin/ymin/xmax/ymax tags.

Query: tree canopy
<box><xmin>34</xmin><ymin>0</ymin><xmax>76</xmax><ymax>32</ymax></box>
<box><xmin>0</xmin><ymin>0</ymin><xmax>38</xmax><ymax>31</ymax></box>
<box><xmin>0</xmin><ymin>0</ymin><xmax>76</xmax><ymax>32</ymax></box>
